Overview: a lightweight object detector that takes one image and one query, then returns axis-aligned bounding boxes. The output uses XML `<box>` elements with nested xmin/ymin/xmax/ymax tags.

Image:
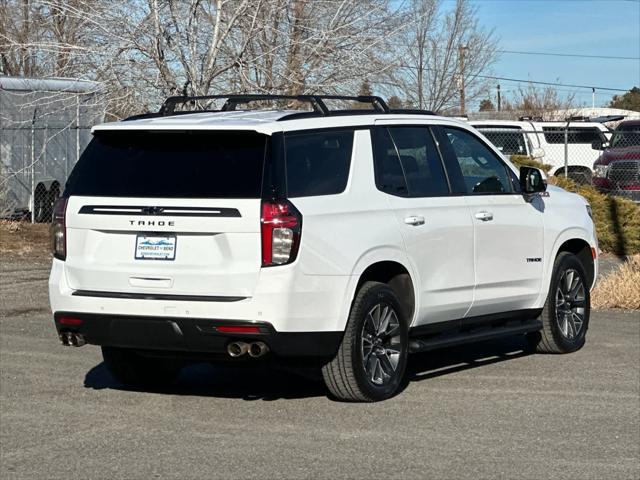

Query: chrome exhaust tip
<box><xmin>227</xmin><ymin>341</ymin><xmax>249</xmax><ymax>357</ymax></box>
<box><xmin>248</xmin><ymin>341</ymin><xmax>269</xmax><ymax>358</ymax></box>
<box><xmin>74</xmin><ymin>333</ymin><xmax>86</xmax><ymax>347</ymax></box>
<box><xmin>60</xmin><ymin>332</ymin><xmax>86</xmax><ymax>347</ymax></box>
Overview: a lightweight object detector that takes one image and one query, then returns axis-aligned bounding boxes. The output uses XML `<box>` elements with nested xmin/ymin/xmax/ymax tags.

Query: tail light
<box><xmin>261</xmin><ymin>199</ymin><xmax>302</xmax><ymax>267</ymax></box>
<box><xmin>51</xmin><ymin>197</ymin><xmax>68</xmax><ymax>260</ymax></box>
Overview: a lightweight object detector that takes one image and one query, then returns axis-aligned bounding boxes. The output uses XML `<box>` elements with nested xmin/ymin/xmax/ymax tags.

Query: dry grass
<box><xmin>592</xmin><ymin>255</ymin><xmax>640</xmax><ymax>310</ymax></box>
<box><xmin>0</xmin><ymin>220</ymin><xmax>51</xmax><ymax>259</ymax></box>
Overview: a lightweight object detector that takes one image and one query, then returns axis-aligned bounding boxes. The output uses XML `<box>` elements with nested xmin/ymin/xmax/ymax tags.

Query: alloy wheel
<box><xmin>361</xmin><ymin>303</ymin><xmax>403</xmax><ymax>386</ymax></box>
<box><xmin>555</xmin><ymin>268</ymin><xmax>586</xmax><ymax>340</ymax></box>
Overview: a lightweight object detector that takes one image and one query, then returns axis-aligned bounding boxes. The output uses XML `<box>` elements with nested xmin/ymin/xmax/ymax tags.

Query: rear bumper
<box><xmin>54</xmin><ymin>312</ymin><xmax>342</xmax><ymax>357</ymax></box>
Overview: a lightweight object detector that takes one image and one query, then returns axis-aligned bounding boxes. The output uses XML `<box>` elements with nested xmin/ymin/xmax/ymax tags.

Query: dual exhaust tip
<box><xmin>227</xmin><ymin>341</ymin><xmax>269</xmax><ymax>358</ymax></box>
<box><xmin>59</xmin><ymin>331</ymin><xmax>86</xmax><ymax>347</ymax></box>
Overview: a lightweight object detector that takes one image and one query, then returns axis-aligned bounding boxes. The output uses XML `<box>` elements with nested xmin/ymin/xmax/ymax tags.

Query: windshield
<box><xmin>65</xmin><ymin>130</ymin><xmax>268</xmax><ymax>198</ymax></box>
<box><xmin>610</xmin><ymin>125</ymin><xmax>640</xmax><ymax>148</ymax></box>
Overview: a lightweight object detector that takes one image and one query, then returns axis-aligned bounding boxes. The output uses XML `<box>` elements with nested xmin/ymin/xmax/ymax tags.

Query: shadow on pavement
<box><xmin>407</xmin><ymin>335</ymin><xmax>531</xmax><ymax>383</ymax></box>
<box><xmin>84</xmin><ymin>336</ymin><xmax>532</xmax><ymax>401</ymax></box>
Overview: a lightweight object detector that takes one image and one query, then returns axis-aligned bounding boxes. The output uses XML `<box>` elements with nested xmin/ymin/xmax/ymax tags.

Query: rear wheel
<box><xmin>102</xmin><ymin>346</ymin><xmax>182</xmax><ymax>387</ymax></box>
<box><xmin>528</xmin><ymin>252</ymin><xmax>590</xmax><ymax>353</ymax></box>
<box><xmin>322</xmin><ymin>281</ymin><xmax>408</xmax><ymax>402</ymax></box>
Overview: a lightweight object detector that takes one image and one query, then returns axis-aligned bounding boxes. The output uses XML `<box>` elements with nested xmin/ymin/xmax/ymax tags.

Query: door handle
<box><xmin>474</xmin><ymin>211</ymin><xmax>494</xmax><ymax>221</ymax></box>
<box><xmin>404</xmin><ymin>215</ymin><xmax>425</xmax><ymax>226</ymax></box>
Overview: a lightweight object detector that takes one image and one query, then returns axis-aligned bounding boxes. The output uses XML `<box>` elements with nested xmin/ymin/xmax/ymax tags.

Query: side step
<box><xmin>409</xmin><ymin>319</ymin><xmax>542</xmax><ymax>354</ymax></box>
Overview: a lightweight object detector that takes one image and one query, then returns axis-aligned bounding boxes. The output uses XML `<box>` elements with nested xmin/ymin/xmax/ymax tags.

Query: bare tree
<box><xmin>502</xmin><ymin>84</ymin><xmax>577</xmax><ymax>119</ymax></box>
<box><xmin>385</xmin><ymin>0</ymin><xmax>499</xmax><ymax>113</ymax></box>
<box><xmin>233</xmin><ymin>0</ymin><xmax>403</xmax><ymax>96</ymax></box>
<box><xmin>0</xmin><ymin>0</ymin><xmax>97</xmax><ymax>77</ymax></box>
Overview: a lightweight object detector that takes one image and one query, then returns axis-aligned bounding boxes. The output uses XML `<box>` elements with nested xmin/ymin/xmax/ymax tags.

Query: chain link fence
<box><xmin>1</xmin><ymin>77</ymin><xmax>104</xmax><ymax>222</ymax></box>
<box><xmin>474</xmin><ymin>124</ymin><xmax>640</xmax><ymax>203</ymax></box>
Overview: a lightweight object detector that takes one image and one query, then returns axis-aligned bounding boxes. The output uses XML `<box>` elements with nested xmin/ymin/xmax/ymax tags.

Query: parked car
<box><xmin>50</xmin><ymin>94</ymin><xmax>598</xmax><ymax>401</ymax></box>
<box><xmin>592</xmin><ymin>120</ymin><xmax>640</xmax><ymax>202</ymax></box>
<box><xmin>470</xmin><ymin>119</ymin><xmax>611</xmax><ymax>184</ymax></box>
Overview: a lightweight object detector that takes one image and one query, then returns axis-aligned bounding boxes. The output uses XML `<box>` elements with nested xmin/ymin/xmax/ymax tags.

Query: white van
<box><xmin>470</xmin><ymin>120</ymin><xmax>611</xmax><ymax>183</ymax></box>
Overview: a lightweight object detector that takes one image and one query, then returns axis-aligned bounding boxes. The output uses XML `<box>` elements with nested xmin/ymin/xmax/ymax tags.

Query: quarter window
<box><xmin>284</xmin><ymin>130</ymin><xmax>353</xmax><ymax>197</ymax></box>
<box><xmin>443</xmin><ymin>127</ymin><xmax>514</xmax><ymax>195</ymax></box>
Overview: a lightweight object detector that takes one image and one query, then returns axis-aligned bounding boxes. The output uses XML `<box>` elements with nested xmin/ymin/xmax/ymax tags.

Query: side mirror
<box><xmin>530</xmin><ymin>147</ymin><xmax>545</xmax><ymax>159</ymax></box>
<box><xmin>591</xmin><ymin>140</ymin><xmax>608</xmax><ymax>150</ymax></box>
<box><xmin>520</xmin><ymin>166</ymin><xmax>547</xmax><ymax>194</ymax></box>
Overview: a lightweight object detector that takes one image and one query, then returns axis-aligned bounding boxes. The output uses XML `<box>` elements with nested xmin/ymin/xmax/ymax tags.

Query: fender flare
<box><xmin>537</xmin><ymin>227</ymin><xmax>595</xmax><ymax>305</ymax></box>
<box><xmin>336</xmin><ymin>246</ymin><xmax>419</xmax><ymax>332</ymax></box>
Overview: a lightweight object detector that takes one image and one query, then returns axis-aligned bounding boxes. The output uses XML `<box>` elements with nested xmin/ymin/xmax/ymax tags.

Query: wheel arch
<box><xmin>339</xmin><ymin>250</ymin><xmax>418</xmax><ymax>332</ymax></box>
<box><xmin>545</xmin><ymin>230</ymin><xmax>596</xmax><ymax>299</ymax></box>
<box><xmin>556</xmin><ymin>238</ymin><xmax>595</xmax><ymax>288</ymax></box>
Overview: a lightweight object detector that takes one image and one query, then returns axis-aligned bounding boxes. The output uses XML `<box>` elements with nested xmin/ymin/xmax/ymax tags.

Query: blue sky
<box><xmin>467</xmin><ymin>0</ymin><xmax>640</xmax><ymax>108</ymax></box>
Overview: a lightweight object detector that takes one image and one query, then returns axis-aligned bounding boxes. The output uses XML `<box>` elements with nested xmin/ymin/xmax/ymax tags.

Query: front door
<box><xmin>436</xmin><ymin>126</ymin><xmax>544</xmax><ymax>317</ymax></box>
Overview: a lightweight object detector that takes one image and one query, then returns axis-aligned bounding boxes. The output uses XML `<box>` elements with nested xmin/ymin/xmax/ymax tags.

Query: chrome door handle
<box><xmin>404</xmin><ymin>215</ymin><xmax>425</xmax><ymax>226</ymax></box>
<box><xmin>474</xmin><ymin>211</ymin><xmax>493</xmax><ymax>221</ymax></box>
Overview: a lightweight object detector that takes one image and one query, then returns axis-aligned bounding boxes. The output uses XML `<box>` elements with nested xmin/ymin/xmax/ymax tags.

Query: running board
<box><xmin>408</xmin><ymin>319</ymin><xmax>542</xmax><ymax>354</ymax></box>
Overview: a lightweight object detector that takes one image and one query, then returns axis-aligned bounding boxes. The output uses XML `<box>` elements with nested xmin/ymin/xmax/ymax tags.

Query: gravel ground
<box><xmin>1</xmin><ymin>257</ymin><xmax>639</xmax><ymax>480</ymax></box>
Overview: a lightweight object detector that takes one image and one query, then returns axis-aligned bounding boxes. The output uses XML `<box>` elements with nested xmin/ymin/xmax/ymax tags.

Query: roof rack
<box><xmin>123</xmin><ymin>94</ymin><xmax>437</xmax><ymax>122</ymax></box>
<box><xmin>158</xmin><ymin>94</ymin><xmax>390</xmax><ymax>116</ymax></box>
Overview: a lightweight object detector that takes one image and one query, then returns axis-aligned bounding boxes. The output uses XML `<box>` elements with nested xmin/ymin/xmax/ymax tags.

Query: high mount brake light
<box><xmin>261</xmin><ymin>200</ymin><xmax>302</xmax><ymax>267</ymax></box>
<box><xmin>51</xmin><ymin>197</ymin><xmax>68</xmax><ymax>260</ymax></box>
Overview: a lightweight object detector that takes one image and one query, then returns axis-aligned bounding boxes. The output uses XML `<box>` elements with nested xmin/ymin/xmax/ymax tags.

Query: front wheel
<box><xmin>528</xmin><ymin>252</ymin><xmax>590</xmax><ymax>353</ymax></box>
<box><xmin>322</xmin><ymin>281</ymin><xmax>409</xmax><ymax>402</ymax></box>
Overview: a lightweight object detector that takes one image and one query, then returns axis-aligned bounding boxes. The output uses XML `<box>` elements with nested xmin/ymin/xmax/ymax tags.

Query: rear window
<box><xmin>65</xmin><ymin>131</ymin><xmax>267</xmax><ymax>198</ymax></box>
<box><xmin>284</xmin><ymin>130</ymin><xmax>354</xmax><ymax>197</ymax></box>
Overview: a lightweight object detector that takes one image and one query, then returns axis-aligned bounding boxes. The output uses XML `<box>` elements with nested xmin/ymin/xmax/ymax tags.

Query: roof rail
<box><xmin>158</xmin><ymin>94</ymin><xmax>391</xmax><ymax>117</ymax></box>
<box><xmin>518</xmin><ymin>116</ymin><xmax>543</xmax><ymax>122</ymax></box>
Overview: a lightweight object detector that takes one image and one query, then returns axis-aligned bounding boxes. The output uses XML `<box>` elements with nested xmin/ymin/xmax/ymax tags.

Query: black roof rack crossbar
<box><xmin>158</xmin><ymin>94</ymin><xmax>391</xmax><ymax>117</ymax></box>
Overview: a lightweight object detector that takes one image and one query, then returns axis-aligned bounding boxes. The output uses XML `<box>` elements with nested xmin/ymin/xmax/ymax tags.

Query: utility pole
<box><xmin>592</xmin><ymin>87</ymin><xmax>595</xmax><ymax>109</ymax></box>
<box><xmin>458</xmin><ymin>45</ymin><xmax>467</xmax><ymax>115</ymax></box>
<box><xmin>497</xmin><ymin>84</ymin><xmax>501</xmax><ymax>112</ymax></box>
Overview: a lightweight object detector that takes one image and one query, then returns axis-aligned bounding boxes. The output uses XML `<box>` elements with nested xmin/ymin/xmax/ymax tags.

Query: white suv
<box><xmin>49</xmin><ymin>95</ymin><xmax>598</xmax><ymax>401</ymax></box>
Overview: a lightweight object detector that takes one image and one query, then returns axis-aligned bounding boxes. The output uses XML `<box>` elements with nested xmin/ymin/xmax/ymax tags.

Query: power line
<box><xmin>498</xmin><ymin>50</ymin><xmax>640</xmax><ymax>60</ymax></box>
<box><xmin>473</xmin><ymin>75</ymin><xmax>629</xmax><ymax>92</ymax></box>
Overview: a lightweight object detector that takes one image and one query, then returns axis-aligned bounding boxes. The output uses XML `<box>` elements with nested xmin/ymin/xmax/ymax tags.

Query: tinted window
<box><xmin>372</xmin><ymin>128</ymin><xmax>408</xmax><ymax>196</ymax></box>
<box><xmin>65</xmin><ymin>131</ymin><xmax>267</xmax><ymax>198</ymax></box>
<box><xmin>611</xmin><ymin>124</ymin><xmax>640</xmax><ymax>147</ymax></box>
<box><xmin>443</xmin><ymin>127</ymin><xmax>514</xmax><ymax>194</ymax></box>
<box><xmin>542</xmin><ymin>127</ymin><xmax>603</xmax><ymax>144</ymax></box>
<box><xmin>285</xmin><ymin>130</ymin><xmax>353</xmax><ymax>197</ymax></box>
<box><xmin>373</xmin><ymin>127</ymin><xmax>449</xmax><ymax>197</ymax></box>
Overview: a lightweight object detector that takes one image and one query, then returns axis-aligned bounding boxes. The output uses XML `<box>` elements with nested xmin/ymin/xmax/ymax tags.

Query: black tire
<box><xmin>528</xmin><ymin>252</ymin><xmax>590</xmax><ymax>354</ymax></box>
<box><xmin>33</xmin><ymin>187</ymin><xmax>48</xmax><ymax>223</ymax></box>
<box><xmin>102</xmin><ymin>346</ymin><xmax>182</xmax><ymax>387</ymax></box>
<box><xmin>322</xmin><ymin>281</ymin><xmax>409</xmax><ymax>402</ymax></box>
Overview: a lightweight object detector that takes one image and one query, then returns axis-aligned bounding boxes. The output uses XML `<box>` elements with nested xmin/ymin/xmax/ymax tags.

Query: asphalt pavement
<box><xmin>1</xmin><ymin>257</ymin><xmax>639</xmax><ymax>479</ymax></box>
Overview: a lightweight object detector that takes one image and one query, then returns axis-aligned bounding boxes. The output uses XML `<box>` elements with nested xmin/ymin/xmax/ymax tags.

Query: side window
<box><xmin>372</xmin><ymin>128</ymin><xmax>409</xmax><ymax>196</ymax></box>
<box><xmin>443</xmin><ymin>127</ymin><xmax>514</xmax><ymax>195</ymax></box>
<box><xmin>285</xmin><ymin>130</ymin><xmax>353</xmax><ymax>197</ymax></box>
<box><xmin>372</xmin><ymin>126</ymin><xmax>449</xmax><ymax>197</ymax></box>
<box><xmin>542</xmin><ymin>127</ymin><xmax>603</xmax><ymax>144</ymax></box>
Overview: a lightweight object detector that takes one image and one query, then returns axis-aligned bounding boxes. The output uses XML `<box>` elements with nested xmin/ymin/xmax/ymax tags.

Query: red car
<box><xmin>592</xmin><ymin>119</ymin><xmax>640</xmax><ymax>202</ymax></box>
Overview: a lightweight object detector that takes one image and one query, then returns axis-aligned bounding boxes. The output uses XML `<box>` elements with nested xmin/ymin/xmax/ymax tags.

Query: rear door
<box><xmin>436</xmin><ymin>126</ymin><xmax>544</xmax><ymax>317</ymax></box>
<box><xmin>372</xmin><ymin>123</ymin><xmax>474</xmax><ymax>325</ymax></box>
<box><xmin>63</xmin><ymin>130</ymin><xmax>268</xmax><ymax>299</ymax></box>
